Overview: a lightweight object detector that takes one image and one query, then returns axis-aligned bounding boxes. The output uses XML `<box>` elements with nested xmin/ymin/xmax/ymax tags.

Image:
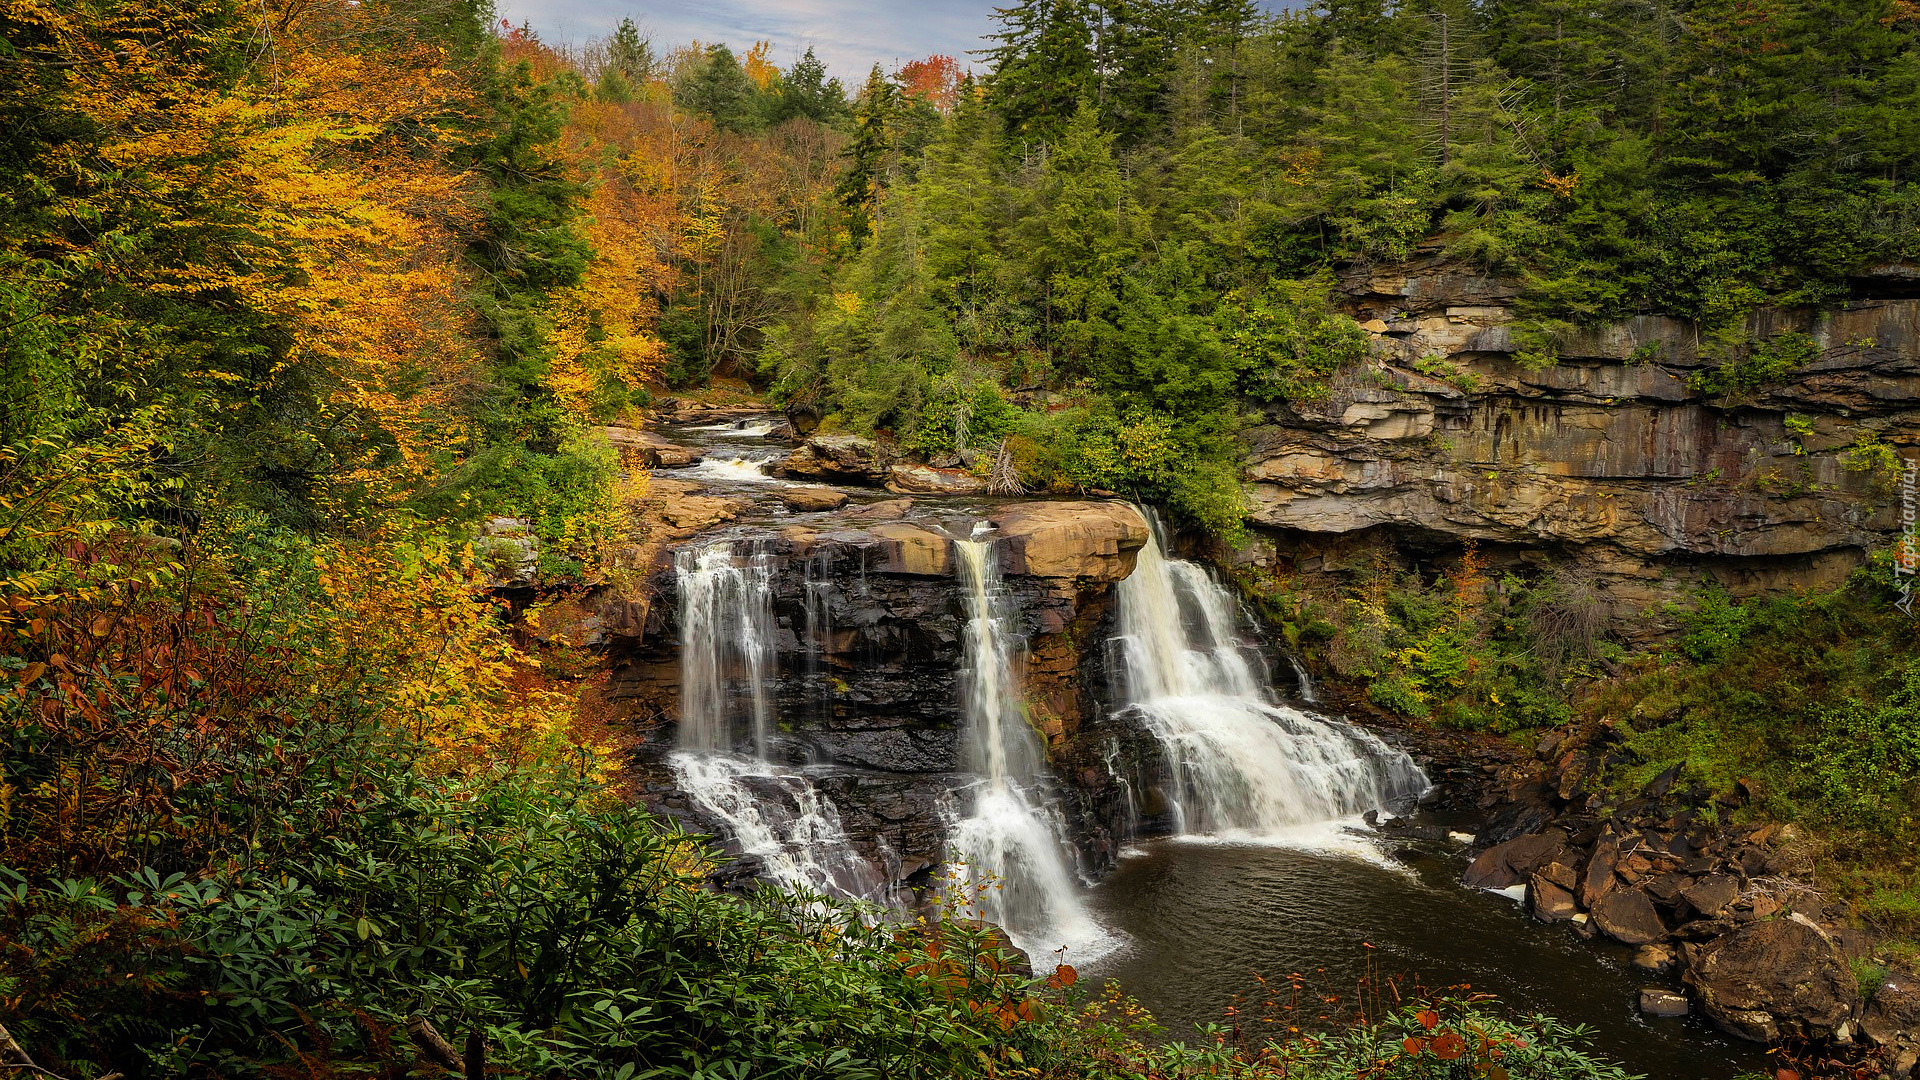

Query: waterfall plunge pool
<box><xmin>1081</xmin><ymin>834</ymin><xmax>1775</xmax><ymax>1079</ymax></box>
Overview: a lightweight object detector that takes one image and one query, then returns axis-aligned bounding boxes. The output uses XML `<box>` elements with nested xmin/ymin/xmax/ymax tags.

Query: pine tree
<box><xmin>838</xmin><ymin>66</ymin><xmax>898</xmax><ymax>247</ymax></box>
<box><xmin>1015</xmin><ymin>100</ymin><xmax>1142</xmax><ymax>359</ymax></box>
<box><xmin>916</xmin><ymin>88</ymin><xmax>1012</xmax><ymax>315</ymax></box>
<box><xmin>608</xmin><ymin>16</ymin><xmax>653</xmax><ymax>82</ymax></box>
<box><xmin>984</xmin><ymin>0</ymin><xmax>1098</xmax><ymax>146</ymax></box>
<box><xmin>1092</xmin><ymin>0</ymin><xmax>1179</xmax><ymax>144</ymax></box>
<box><xmin>675</xmin><ymin>44</ymin><xmax>763</xmax><ymax>133</ymax></box>
<box><xmin>778</xmin><ymin>47</ymin><xmax>851</xmax><ymax>125</ymax></box>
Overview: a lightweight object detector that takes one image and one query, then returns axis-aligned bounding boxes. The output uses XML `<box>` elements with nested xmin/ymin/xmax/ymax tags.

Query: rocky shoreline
<box><xmin>1413</xmin><ymin>717</ymin><xmax>1920</xmax><ymax>1077</ymax></box>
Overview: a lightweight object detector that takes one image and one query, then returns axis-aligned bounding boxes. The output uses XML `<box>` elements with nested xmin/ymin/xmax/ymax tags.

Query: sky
<box><xmin>494</xmin><ymin>0</ymin><xmax>1007</xmax><ymax>82</ymax></box>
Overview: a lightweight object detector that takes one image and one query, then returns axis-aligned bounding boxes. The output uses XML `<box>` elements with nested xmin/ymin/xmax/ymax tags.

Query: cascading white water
<box><xmin>1286</xmin><ymin>653</ymin><xmax>1320</xmax><ymax>704</ymax></box>
<box><xmin>676</xmin><ymin>541</ymin><xmax>775</xmax><ymax>755</ymax></box>
<box><xmin>690</xmin><ymin>420</ymin><xmax>776</xmax><ymax>437</ymax></box>
<box><xmin>946</xmin><ymin>534</ymin><xmax>1106</xmax><ymax>960</ymax></box>
<box><xmin>1115</xmin><ymin>519</ymin><xmax>1428</xmax><ymax>840</ymax></box>
<box><xmin>673</xmin><ymin>538</ymin><xmax>889</xmax><ymax>907</ymax></box>
<box><xmin>671</xmin><ymin>753</ymin><xmax>892</xmax><ymax>904</ymax></box>
<box><xmin>680</xmin><ymin>455</ymin><xmax>788</xmax><ymax>484</ymax></box>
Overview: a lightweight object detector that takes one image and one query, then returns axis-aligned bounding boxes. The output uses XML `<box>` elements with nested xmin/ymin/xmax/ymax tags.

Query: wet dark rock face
<box><xmin>601</xmin><ymin>502</ymin><xmax>1150</xmax><ymax>886</ymax></box>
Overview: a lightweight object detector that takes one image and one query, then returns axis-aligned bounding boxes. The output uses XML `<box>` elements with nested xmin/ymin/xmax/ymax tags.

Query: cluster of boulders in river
<box><xmin>1450</xmin><ymin>721</ymin><xmax>1920</xmax><ymax>1076</ymax></box>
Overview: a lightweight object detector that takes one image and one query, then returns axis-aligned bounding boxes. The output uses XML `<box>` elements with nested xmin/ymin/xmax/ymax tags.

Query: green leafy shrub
<box><xmin>1688</xmin><ymin>330</ymin><xmax>1819</xmax><ymax>397</ymax></box>
<box><xmin>1223</xmin><ymin>280</ymin><xmax>1372</xmax><ymax>404</ymax></box>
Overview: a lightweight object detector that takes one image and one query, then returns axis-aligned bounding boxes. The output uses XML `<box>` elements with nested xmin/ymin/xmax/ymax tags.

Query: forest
<box><xmin>1</xmin><ymin>0</ymin><xmax>1917</xmax><ymax>1076</ymax></box>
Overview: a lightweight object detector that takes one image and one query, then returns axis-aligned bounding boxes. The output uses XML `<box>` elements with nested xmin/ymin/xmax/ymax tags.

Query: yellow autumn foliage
<box><xmin>312</xmin><ymin>534</ymin><xmax>615</xmax><ymax>778</ymax></box>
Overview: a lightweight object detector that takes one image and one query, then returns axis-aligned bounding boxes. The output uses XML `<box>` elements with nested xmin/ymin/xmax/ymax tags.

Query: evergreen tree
<box><xmin>838</xmin><ymin>66</ymin><xmax>898</xmax><ymax>247</ymax></box>
<box><xmin>985</xmin><ymin>0</ymin><xmax>1098</xmax><ymax>146</ymax></box>
<box><xmin>608</xmin><ymin>16</ymin><xmax>653</xmax><ymax>82</ymax></box>
<box><xmin>778</xmin><ymin>47</ymin><xmax>851</xmax><ymax>125</ymax></box>
<box><xmin>916</xmin><ymin>89</ymin><xmax>1013</xmax><ymax>316</ymax></box>
<box><xmin>1092</xmin><ymin>0</ymin><xmax>1179</xmax><ymax>144</ymax></box>
<box><xmin>675</xmin><ymin>44</ymin><xmax>764</xmax><ymax>133</ymax></box>
<box><xmin>1015</xmin><ymin>100</ymin><xmax>1141</xmax><ymax>360</ymax></box>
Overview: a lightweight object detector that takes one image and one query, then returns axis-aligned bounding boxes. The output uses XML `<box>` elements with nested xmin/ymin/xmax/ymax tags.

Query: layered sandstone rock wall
<box><xmin>1239</xmin><ymin>254</ymin><xmax>1920</xmax><ymax>608</ymax></box>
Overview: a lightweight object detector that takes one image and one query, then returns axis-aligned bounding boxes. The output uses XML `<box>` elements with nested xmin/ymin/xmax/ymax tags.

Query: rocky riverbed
<box><xmin>1443</xmin><ymin>718</ymin><xmax>1920</xmax><ymax>1076</ymax></box>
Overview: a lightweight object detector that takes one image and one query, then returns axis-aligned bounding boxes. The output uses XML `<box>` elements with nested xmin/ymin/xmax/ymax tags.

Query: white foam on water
<box><xmin>678</xmin><ymin>455</ymin><xmax>790</xmax><ymax>484</ymax></box>
<box><xmin>1114</xmin><ymin>511</ymin><xmax>1429</xmax><ymax>849</ymax></box>
<box><xmin>687</xmin><ymin>420</ymin><xmax>776</xmax><ymax>436</ymax></box>
<box><xmin>672</xmin><ymin>752</ymin><xmax>893</xmax><ymax>906</ymax></box>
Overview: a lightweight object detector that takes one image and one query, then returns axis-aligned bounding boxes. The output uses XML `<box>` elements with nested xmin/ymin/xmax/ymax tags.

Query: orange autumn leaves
<box><xmin>1397</xmin><ymin>1002</ymin><xmax>1527</xmax><ymax>1080</ymax></box>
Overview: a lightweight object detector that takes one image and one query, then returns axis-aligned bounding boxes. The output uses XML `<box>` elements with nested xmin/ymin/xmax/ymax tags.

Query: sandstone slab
<box><xmin>780</xmin><ymin>486</ymin><xmax>849</xmax><ymax>512</ymax></box>
<box><xmin>989</xmin><ymin>502</ymin><xmax>1149</xmax><ymax>581</ymax></box>
<box><xmin>865</xmin><ymin>522</ymin><xmax>952</xmax><ymax>576</ymax></box>
<box><xmin>885</xmin><ymin>464</ymin><xmax>988</xmax><ymax>495</ymax></box>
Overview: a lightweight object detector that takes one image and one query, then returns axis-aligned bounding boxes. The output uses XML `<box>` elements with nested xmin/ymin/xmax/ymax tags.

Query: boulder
<box><xmin>988</xmin><ymin>502</ymin><xmax>1149</xmax><ymax>581</ymax></box>
<box><xmin>1581</xmin><ymin>833</ymin><xmax>1621</xmax><ymax>908</ymax></box>
<box><xmin>1528</xmin><ymin>875</ymin><xmax>1578</xmax><ymax>922</ymax></box>
<box><xmin>1863</xmin><ymin>970</ymin><xmax>1920</xmax><ymax>1047</ymax></box>
<box><xmin>1679</xmin><ymin>874</ymin><xmax>1741</xmax><ymax>918</ymax></box>
<box><xmin>1465</xmin><ymin>831</ymin><xmax>1569</xmax><ymax>889</ymax></box>
<box><xmin>1640</xmin><ymin>988</ymin><xmax>1689</xmax><ymax>1018</ymax></box>
<box><xmin>781</xmin><ymin>486</ymin><xmax>849</xmax><ymax>512</ymax></box>
<box><xmin>782</xmin><ymin>434</ymin><xmax>889</xmax><ymax>482</ymax></box>
<box><xmin>885</xmin><ymin>464</ymin><xmax>988</xmax><ymax>495</ymax></box>
<box><xmin>1684</xmin><ymin>917</ymin><xmax>1858</xmax><ymax>1042</ymax></box>
<box><xmin>1633</xmin><ymin>943</ymin><xmax>1679</xmax><ymax>973</ymax></box>
<box><xmin>1593</xmin><ymin>889</ymin><xmax>1667</xmax><ymax>945</ymax></box>
<box><xmin>1537</xmin><ymin>860</ymin><xmax>1579</xmax><ymax>891</ymax></box>
<box><xmin>1644</xmin><ymin>872</ymin><xmax>1690</xmax><ymax>906</ymax></box>
<box><xmin>841</xmin><ymin>498</ymin><xmax>914</xmax><ymax>522</ymax></box>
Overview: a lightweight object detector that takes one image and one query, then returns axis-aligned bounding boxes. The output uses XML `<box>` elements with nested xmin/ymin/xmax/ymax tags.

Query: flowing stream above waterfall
<box><xmin>1114</xmin><ymin>517</ymin><xmax>1429</xmax><ymax>840</ymax></box>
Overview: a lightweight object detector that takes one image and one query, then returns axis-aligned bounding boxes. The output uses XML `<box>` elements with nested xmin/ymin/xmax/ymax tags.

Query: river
<box><xmin>1084</xmin><ymin>834</ymin><xmax>1774</xmax><ymax>1078</ymax></box>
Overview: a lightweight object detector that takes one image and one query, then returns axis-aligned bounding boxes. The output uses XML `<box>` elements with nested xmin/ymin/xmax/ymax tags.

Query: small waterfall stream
<box><xmin>1114</xmin><ymin>519</ymin><xmax>1428</xmax><ymax>840</ymax></box>
<box><xmin>676</xmin><ymin>541</ymin><xmax>774</xmax><ymax>755</ymax></box>
<box><xmin>671</xmin><ymin>538</ymin><xmax>889</xmax><ymax>905</ymax></box>
<box><xmin>946</xmin><ymin>535</ymin><xmax>1106</xmax><ymax>960</ymax></box>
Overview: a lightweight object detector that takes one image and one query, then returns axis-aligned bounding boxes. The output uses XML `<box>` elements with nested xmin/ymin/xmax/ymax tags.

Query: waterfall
<box><xmin>676</xmin><ymin>541</ymin><xmax>774</xmax><ymax>755</ymax></box>
<box><xmin>802</xmin><ymin>551</ymin><xmax>834</xmax><ymax>727</ymax></box>
<box><xmin>1286</xmin><ymin>653</ymin><xmax>1320</xmax><ymax>704</ymax></box>
<box><xmin>946</xmin><ymin>535</ymin><xmax>1106</xmax><ymax>960</ymax></box>
<box><xmin>1115</xmin><ymin>518</ymin><xmax>1428</xmax><ymax>840</ymax></box>
<box><xmin>671</xmin><ymin>753</ymin><xmax>892</xmax><ymax>905</ymax></box>
<box><xmin>672</xmin><ymin>538</ymin><xmax>889</xmax><ymax>907</ymax></box>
